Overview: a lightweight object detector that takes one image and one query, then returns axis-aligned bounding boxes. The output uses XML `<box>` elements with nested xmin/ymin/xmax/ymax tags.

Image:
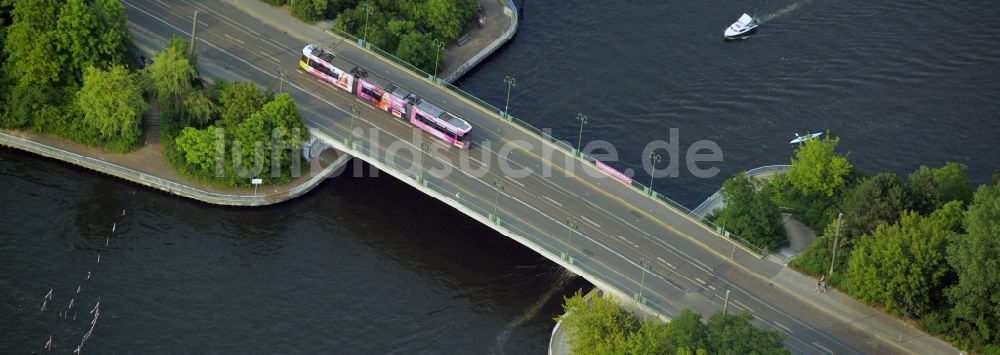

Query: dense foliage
<box><xmin>262</xmin><ymin>0</ymin><xmax>477</xmax><ymax>74</ymax></box>
<box><xmin>151</xmin><ymin>37</ymin><xmax>308</xmax><ymax>186</ymax></box>
<box><xmin>780</xmin><ymin>134</ymin><xmax>999</xmax><ymax>353</ymax></box>
<box><xmin>714</xmin><ymin>172</ymin><xmax>787</xmax><ymax>251</ymax></box>
<box><xmin>0</xmin><ymin>0</ymin><xmax>139</xmax><ymax>152</ymax></box>
<box><xmin>558</xmin><ymin>290</ymin><xmax>789</xmax><ymax>354</ymax></box>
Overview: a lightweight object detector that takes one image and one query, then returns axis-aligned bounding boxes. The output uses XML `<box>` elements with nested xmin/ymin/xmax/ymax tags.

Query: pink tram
<box><xmin>299</xmin><ymin>44</ymin><xmax>472</xmax><ymax>149</ymax></box>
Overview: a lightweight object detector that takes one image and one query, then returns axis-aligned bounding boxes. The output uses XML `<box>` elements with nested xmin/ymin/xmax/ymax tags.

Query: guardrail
<box><xmin>0</xmin><ymin>130</ymin><xmax>350</xmax><ymax>206</ymax></box>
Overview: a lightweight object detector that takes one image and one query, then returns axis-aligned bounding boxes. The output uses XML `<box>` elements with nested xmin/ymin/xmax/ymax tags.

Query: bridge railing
<box><xmin>323</xmin><ymin>21</ymin><xmax>773</xmax><ymax>256</ymax></box>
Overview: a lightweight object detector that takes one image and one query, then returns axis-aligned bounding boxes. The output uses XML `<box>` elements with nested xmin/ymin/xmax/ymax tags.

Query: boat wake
<box><xmin>490</xmin><ymin>270</ymin><xmax>575</xmax><ymax>355</ymax></box>
<box><xmin>760</xmin><ymin>0</ymin><xmax>813</xmax><ymax>23</ymax></box>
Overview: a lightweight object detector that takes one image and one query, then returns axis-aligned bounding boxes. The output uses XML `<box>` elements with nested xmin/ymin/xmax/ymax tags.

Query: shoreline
<box><xmin>0</xmin><ymin>128</ymin><xmax>351</xmax><ymax>206</ymax></box>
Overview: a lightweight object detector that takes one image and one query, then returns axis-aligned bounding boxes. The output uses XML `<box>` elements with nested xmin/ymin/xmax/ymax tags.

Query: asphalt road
<box><xmin>122</xmin><ymin>1</ymin><xmax>928</xmax><ymax>353</ymax></box>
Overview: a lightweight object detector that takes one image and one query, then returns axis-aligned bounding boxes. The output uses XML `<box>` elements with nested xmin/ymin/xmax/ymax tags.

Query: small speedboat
<box><xmin>790</xmin><ymin>132</ymin><xmax>823</xmax><ymax>144</ymax></box>
<box><xmin>724</xmin><ymin>13</ymin><xmax>758</xmax><ymax>39</ymax></box>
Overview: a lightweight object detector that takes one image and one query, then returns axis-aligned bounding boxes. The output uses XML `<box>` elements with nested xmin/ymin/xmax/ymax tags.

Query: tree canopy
<box><xmin>715</xmin><ymin>173</ymin><xmax>787</xmax><ymax>250</ymax></box>
<box><xmin>76</xmin><ymin>65</ymin><xmax>147</xmax><ymax>151</ymax></box>
<box><xmin>839</xmin><ymin>172</ymin><xmax>911</xmax><ymax>240</ymax></box>
<box><xmin>148</xmin><ymin>36</ymin><xmax>196</xmax><ymax>110</ymax></box>
<box><xmin>945</xmin><ymin>181</ymin><xmax>1000</xmax><ymax>351</ymax></box>
<box><xmin>557</xmin><ymin>290</ymin><xmax>789</xmax><ymax>355</ymax></box>
<box><xmin>844</xmin><ymin>202</ymin><xmax>964</xmax><ymax>318</ymax></box>
<box><xmin>787</xmin><ymin>135</ymin><xmax>853</xmax><ymax>198</ymax></box>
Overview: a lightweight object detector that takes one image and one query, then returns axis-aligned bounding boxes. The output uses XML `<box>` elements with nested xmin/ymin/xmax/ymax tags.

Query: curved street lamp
<box><xmin>575</xmin><ymin>113</ymin><xmax>588</xmax><ymax>157</ymax></box>
<box><xmin>648</xmin><ymin>152</ymin><xmax>662</xmax><ymax>196</ymax></box>
<box><xmin>491</xmin><ymin>179</ymin><xmax>504</xmax><ymax>224</ymax></box>
<box><xmin>503</xmin><ymin>75</ymin><xmax>516</xmax><ymax>118</ymax></box>
<box><xmin>432</xmin><ymin>38</ymin><xmax>444</xmax><ymax>83</ymax></box>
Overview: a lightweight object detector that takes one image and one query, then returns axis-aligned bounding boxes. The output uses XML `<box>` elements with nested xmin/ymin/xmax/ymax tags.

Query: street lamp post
<box><xmin>491</xmin><ymin>179</ymin><xmax>504</xmax><ymax>224</ymax></box>
<box><xmin>638</xmin><ymin>258</ymin><xmax>652</xmax><ymax>304</ymax></box>
<box><xmin>829</xmin><ymin>212</ymin><xmax>844</xmax><ymax>276</ymax></box>
<box><xmin>420</xmin><ymin>141</ymin><xmax>430</xmax><ymax>185</ymax></box>
<box><xmin>648</xmin><ymin>152</ymin><xmax>662</xmax><ymax>196</ymax></box>
<box><xmin>564</xmin><ymin>218</ymin><xmax>578</xmax><ymax>262</ymax></box>
<box><xmin>348</xmin><ymin>105</ymin><xmax>359</xmax><ymax>149</ymax></box>
<box><xmin>432</xmin><ymin>39</ymin><xmax>444</xmax><ymax>83</ymax></box>
<box><xmin>362</xmin><ymin>3</ymin><xmax>373</xmax><ymax>47</ymax></box>
<box><xmin>503</xmin><ymin>75</ymin><xmax>516</xmax><ymax>118</ymax></box>
<box><xmin>276</xmin><ymin>66</ymin><xmax>286</xmax><ymax>93</ymax></box>
<box><xmin>575</xmin><ymin>113</ymin><xmax>588</xmax><ymax>157</ymax></box>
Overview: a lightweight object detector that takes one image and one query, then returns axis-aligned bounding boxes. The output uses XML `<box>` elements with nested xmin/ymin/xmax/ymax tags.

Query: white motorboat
<box><xmin>724</xmin><ymin>13</ymin><xmax>758</xmax><ymax>39</ymax></box>
<box><xmin>790</xmin><ymin>132</ymin><xmax>823</xmax><ymax>144</ymax></box>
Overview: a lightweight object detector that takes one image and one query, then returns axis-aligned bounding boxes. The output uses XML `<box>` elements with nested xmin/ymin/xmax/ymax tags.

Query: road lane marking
<box><xmin>812</xmin><ymin>342</ymin><xmax>834</xmax><ymax>355</ymax></box>
<box><xmin>695</xmin><ymin>277</ymin><xmax>705</xmax><ymax>284</ymax></box>
<box><xmin>505</xmin><ymin>175</ymin><xmax>525</xmax><ymax>187</ymax></box>
<box><xmin>707</xmin><ymin>285</ymin><xmax>716</xmax><ymax>291</ymax></box>
<box><xmin>223</xmin><ymin>33</ymin><xmax>245</xmax><ymax>45</ymax></box>
<box><xmin>579</xmin><ymin>215</ymin><xmax>601</xmax><ymax>228</ymax></box>
<box><xmin>153</xmin><ymin>0</ymin><xmax>170</xmax><ymax>8</ymax></box>
<box><xmin>542</xmin><ymin>195</ymin><xmax>562</xmax><ymax>207</ymax></box>
<box><xmin>773</xmin><ymin>321</ymin><xmax>792</xmax><ymax>334</ymax></box>
<box><xmin>656</xmin><ymin>257</ymin><xmax>666</xmax><ymax>263</ymax></box>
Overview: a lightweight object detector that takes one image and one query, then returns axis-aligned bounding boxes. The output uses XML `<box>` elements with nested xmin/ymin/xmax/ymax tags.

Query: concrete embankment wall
<box><xmin>0</xmin><ymin>130</ymin><xmax>350</xmax><ymax>206</ymax></box>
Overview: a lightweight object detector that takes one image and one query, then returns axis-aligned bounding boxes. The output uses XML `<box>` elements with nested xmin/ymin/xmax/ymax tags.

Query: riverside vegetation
<box><xmin>557</xmin><ymin>290</ymin><xmax>788</xmax><ymax>355</ymax></box>
<box><xmin>715</xmin><ymin>134</ymin><xmax>999</xmax><ymax>353</ymax></box>
<box><xmin>261</xmin><ymin>0</ymin><xmax>479</xmax><ymax>74</ymax></box>
<box><xmin>0</xmin><ymin>1</ymin><xmax>308</xmax><ymax>187</ymax></box>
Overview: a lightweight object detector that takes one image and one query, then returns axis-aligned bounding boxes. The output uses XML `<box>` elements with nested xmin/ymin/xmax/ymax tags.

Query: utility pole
<box><xmin>420</xmin><ymin>141</ymin><xmax>430</xmax><ymax>185</ymax></box>
<box><xmin>189</xmin><ymin>11</ymin><xmax>199</xmax><ymax>58</ymax></box>
<box><xmin>829</xmin><ymin>212</ymin><xmax>844</xmax><ymax>276</ymax></box>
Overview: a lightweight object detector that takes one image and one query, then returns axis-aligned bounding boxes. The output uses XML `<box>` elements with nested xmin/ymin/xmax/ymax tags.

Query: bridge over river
<box><xmin>123</xmin><ymin>1</ymin><xmax>958</xmax><ymax>353</ymax></box>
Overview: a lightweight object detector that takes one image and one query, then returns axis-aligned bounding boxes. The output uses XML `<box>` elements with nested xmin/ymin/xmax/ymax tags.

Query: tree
<box><xmin>787</xmin><ymin>135</ymin><xmax>853</xmax><ymax>198</ymax></box>
<box><xmin>395</xmin><ymin>32</ymin><xmax>437</xmax><ymax>74</ymax></box>
<box><xmin>844</xmin><ymin>202</ymin><xmax>963</xmax><ymax>318</ymax></box>
<box><xmin>4</xmin><ymin>0</ymin><xmax>62</xmax><ymax>88</ymax></box>
<box><xmin>706</xmin><ymin>311</ymin><xmax>789</xmax><ymax>354</ymax></box>
<box><xmin>840</xmin><ymin>173</ymin><xmax>911</xmax><ymax>239</ymax></box>
<box><xmin>148</xmin><ymin>36</ymin><xmax>196</xmax><ymax>110</ymax></box>
<box><xmin>290</xmin><ymin>0</ymin><xmax>328</xmax><ymax>22</ymax></box>
<box><xmin>557</xmin><ymin>290</ymin><xmax>637</xmax><ymax>355</ymax></box>
<box><xmin>174</xmin><ymin>126</ymin><xmax>222</xmax><ymax>172</ymax></box>
<box><xmin>932</xmin><ymin>162</ymin><xmax>974</xmax><ymax>205</ymax></box>
<box><xmin>419</xmin><ymin>0</ymin><xmax>477</xmax><ymax>42</ymax></box>
<box><xmin>946</xmin><ymin>181</ymin><xmax>1000</xmax><ymax>351</ymax></box>
<box><xmin>253</xmin><ymin>93</ymin><xmax>307</xmax><ymax>181</ymax></box>
<box><xmin>76</xmin><ymin>65</ymin><xmax>147</xmax><ymax>151</ymax></box>
<box><xmin>715</xmin><ymin>173</ymin><xmax>787</xmax><ymax>250</ymax></box>
<box><xmin>182</xmin><ymin>90</ymin><xmax>216</xmax><ymax>128</ymax></box>
<box><xmin>667</xmin><ymin>309</ymin><xmax>709</xmax><ymax>352</ymax></box>
<box><xmin>93</xmin><ymin>0</ymin><xmax>132</xmax><ymax>67</ymax></box>
<box><xmin>56</xmin><ymin>0</ymin><xmax>100</xmax><ymax>84</ymax></box>
<box><xmin>217</xmin><ymin>80</ymin><xmax>270</xmax><ymax>131</ymax></box>
<box><xmin>909</xmin><ymin>163</ymin><xmax>975</xmax><ymax>214</ymax></box>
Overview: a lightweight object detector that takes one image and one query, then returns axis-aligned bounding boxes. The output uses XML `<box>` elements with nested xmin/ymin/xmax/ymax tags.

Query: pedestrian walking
<box><xmin>816</xmin><ymin>275</ymin><xmax>826</xmax><ymax>293</ymax></box>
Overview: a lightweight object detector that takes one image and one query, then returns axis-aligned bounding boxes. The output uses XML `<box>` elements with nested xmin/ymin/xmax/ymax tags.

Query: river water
<box><xmin>2</xmin><ymin>0</ymin><xmax>999</xmax><ymax>352</ymax></box>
